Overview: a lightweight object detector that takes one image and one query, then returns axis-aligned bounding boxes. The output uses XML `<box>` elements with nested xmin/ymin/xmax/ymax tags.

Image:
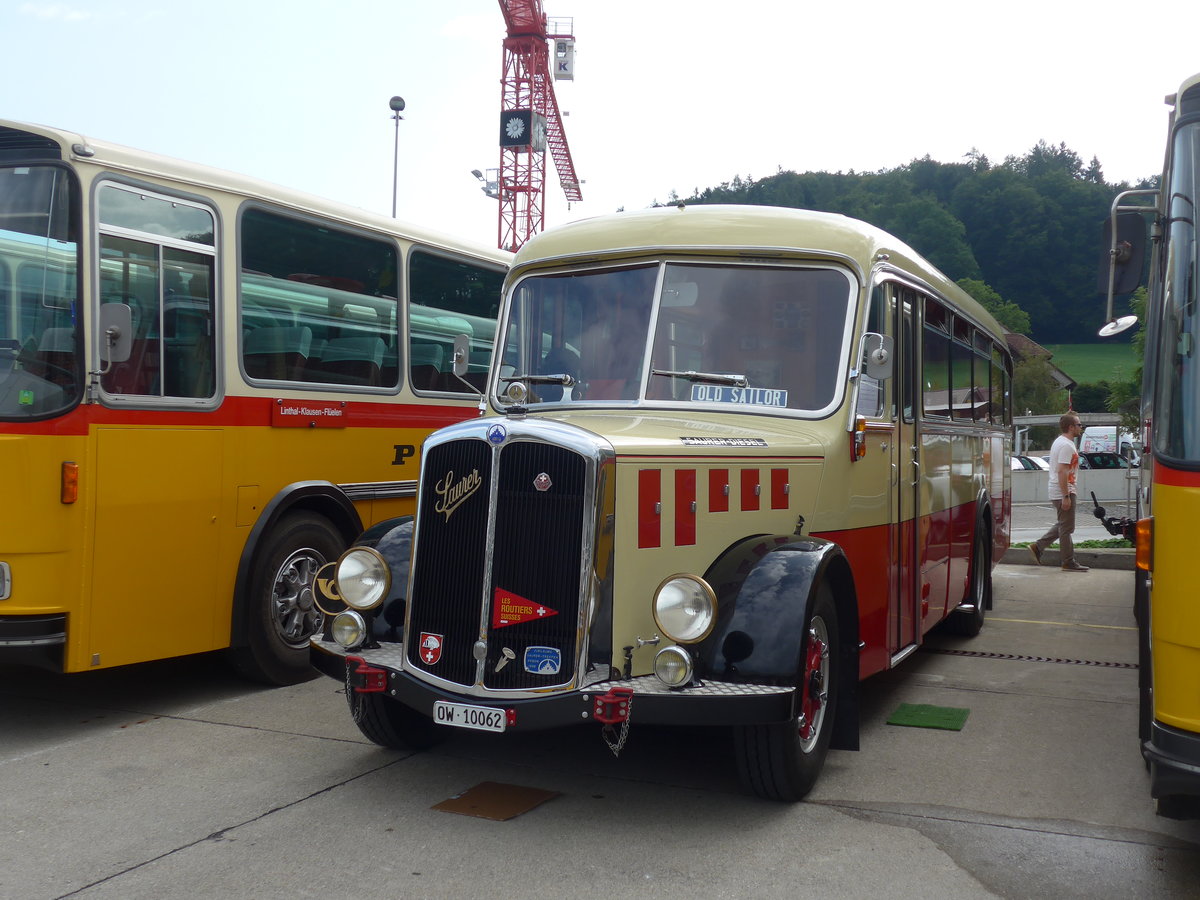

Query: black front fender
<box><xmin>698</xmin><ymin>535</ymin><xmax>851</xmax><ymax>683</ymax></box>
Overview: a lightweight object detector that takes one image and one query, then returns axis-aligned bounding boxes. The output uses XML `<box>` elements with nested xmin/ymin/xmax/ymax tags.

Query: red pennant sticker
<box><xmin>493</xmin><ymin>588</ymin><xmax>558</xmax><ymax>629</ymax></box>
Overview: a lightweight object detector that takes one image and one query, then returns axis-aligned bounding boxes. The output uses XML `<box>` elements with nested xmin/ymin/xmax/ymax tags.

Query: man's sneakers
<box><xmin>1028</xmin><ymin>544</ymin><xmax>1042</xmax><ymax>565</ymax></box>
<box><xmin>1061</xmin><ymin>562</ymin><xmax>1090</xmax><ymax>572</ymax></box>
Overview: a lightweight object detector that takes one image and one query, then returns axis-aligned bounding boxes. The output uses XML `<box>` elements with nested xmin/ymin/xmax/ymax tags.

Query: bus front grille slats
<box><xmin>407</xmin><ymin>438</ymin><xmax>586</xmax><ymax>691</ymax></box>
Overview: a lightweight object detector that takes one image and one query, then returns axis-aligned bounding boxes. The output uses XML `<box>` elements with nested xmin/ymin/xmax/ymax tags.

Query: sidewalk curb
<box><xmin>1001</xmin><ymin>546</ymin><xmax>1135</xmax><ymax>571</ymax></box>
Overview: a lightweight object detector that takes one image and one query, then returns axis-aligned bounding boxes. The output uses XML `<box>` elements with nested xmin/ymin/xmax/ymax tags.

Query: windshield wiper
<box><xmin>500</xmin><ymin>372</ymin><xmax>576</xmax><ymax>387</ymax></box>
<box><xmin>652</xmin><ymin>368</ymin><xmax>747</xmax><ymax>388</ymax></box>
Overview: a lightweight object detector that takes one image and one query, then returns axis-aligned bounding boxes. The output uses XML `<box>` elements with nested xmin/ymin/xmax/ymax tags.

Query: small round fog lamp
<box><xmin>654</xmin><ymin>645</ymin><xmax>694</xmax><ymax>688</ymax></box>
<box><xmin>331</xmin><ymin>610</ymin><xmax>367</xmax><ymax>649</ymax></box>
<box><xmin>653</xmin><ymin>575</ymin><xmax>717</xmax><ymax>643</ymax></box>
<box><xmin>336</xmin><ymin>547</ymin><xmax>390</xmax><ymax>611</ymax></box>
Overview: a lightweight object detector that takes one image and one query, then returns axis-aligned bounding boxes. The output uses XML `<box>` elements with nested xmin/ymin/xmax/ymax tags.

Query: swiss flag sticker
<box><xmin>493</xmin><ymin>588</ymin><xmax>558</xmax><ymax>629</ymax></box>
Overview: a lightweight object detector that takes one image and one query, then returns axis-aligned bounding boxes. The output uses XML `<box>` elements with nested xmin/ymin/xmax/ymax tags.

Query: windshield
<box><xmin>498</xmin><ymin>262</ymin><xmax>854</xmax><ymax>414</ymax></box>
<box><xmin>1154</xmin><ymin>119</ymin><xmax>1200</xmax><ymax>460</ymax></box>
<box><xmin>0</xmin><ymin>165</ymin><xmax>80</xmax><ymax>419</ymax></box>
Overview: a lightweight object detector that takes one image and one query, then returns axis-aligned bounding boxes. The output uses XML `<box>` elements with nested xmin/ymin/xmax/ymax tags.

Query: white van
<box><xmin>1080</xmin><ymin>425</ymin><xmax>1142</xmax><ymax>465</ymax></box>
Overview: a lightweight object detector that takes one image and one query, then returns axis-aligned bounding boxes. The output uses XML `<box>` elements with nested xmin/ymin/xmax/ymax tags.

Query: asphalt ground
<box><xmin>2</xmin><ymin>562</ymin><xmax>1197</xmax><ymax>899</ymax></box>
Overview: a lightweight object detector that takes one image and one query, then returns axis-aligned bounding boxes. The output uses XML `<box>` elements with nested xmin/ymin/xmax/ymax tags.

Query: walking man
<box><xmin>1029</xmin><ymin>413</ymin><xmax>1089</xmax><ymax>572</ymax></box>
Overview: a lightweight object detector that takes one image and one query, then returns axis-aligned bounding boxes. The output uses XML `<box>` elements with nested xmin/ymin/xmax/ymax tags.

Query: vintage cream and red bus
<box><xmin>311</xmin><ymin>204</ymin><xmax>1012</xmax><ymax>798</ymax></box>
<box><xmin>1100</xmin><ymin>72</ymin><xmax>1200</xmax><ymax>816</ymax></box>
<box><xmin>0</xmin><ymin>120</ymin><xmax>508</xmax><ymax>684</ymax></box>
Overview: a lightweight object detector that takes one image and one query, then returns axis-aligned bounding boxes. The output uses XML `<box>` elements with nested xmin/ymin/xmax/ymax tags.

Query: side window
<box><xmin>240</xmin><ymin>208</ymin><xmax>398</xmax><ymax>388</ymax></box>
<box><xmin>408</xmin><ymin>249</ymin><xmax>503</xmax><ymax>392</ymax></box>
<box><xmin>921</xmin><ymin>297</ymin><xmax>950</xmax><ymax>419</ymax></box>
<box><xmin>950</xmin><ymin>316</ymin><xmax>974</xmax><ymax>421</ymax></box>
<box><xmin>855</xmin><ymin>283</ymin><xmax>888</xmax><ymax>418</ymax></box>
<box><xmin>97</xmin><ymin>185</ymin><xmax>216</xmax><ymax>400</ymax></box>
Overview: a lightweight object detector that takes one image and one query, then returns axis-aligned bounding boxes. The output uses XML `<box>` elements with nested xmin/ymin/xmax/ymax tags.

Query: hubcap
<box><xmin>272</xmin><ymin>549</ymin><xmax>326</xmax><ymax>647</ymax></box>
<box><xmin>798</xmin><ymin>616</ymin><xmax>830</xmax><ymax>752</ymax></box>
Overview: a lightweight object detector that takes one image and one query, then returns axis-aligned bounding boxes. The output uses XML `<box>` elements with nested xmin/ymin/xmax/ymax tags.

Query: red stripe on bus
<box><xmin>1154</xmin><ymin>464</ymin><xmax>1200</xmax><ymax>488</ymax></box>
<box><xmin>675</xmin><ymin>469</ymin><xmax>696</xmax><ymax>546</ymax></box>
<box><xmin>0</xmin><ymin>396</ymin><xmax>475</xmax><ymax>436</ymax></box>
<box><xmin>638</xmin><ymin>468</ymin><xmax>662</xmax><ymax>549</ymax></box>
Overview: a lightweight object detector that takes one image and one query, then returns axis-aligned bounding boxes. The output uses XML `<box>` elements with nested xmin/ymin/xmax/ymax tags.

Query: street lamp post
<box><xmin>389</xmin><ymin>96</ymin><xmax>405</xmax><ymax>217</ymax></box>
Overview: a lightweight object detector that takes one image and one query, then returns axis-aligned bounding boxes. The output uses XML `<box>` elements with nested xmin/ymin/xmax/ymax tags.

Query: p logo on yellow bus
<box><xmin>314</xmin><ymin>562</ymin><xmax>345</xmax><ymax>615</ymax></box>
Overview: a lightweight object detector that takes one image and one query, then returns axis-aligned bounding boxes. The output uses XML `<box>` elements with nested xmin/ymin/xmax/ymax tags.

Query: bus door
<box><xmin>893</xmin><ymin>289</ymin><xmax>921</xmax><ymax>656</ymax></box>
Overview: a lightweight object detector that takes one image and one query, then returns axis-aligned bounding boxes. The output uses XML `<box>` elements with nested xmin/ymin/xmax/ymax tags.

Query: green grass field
<box><xmin>1042</xmin><ymin>343</ymin><xmax>1138</xmax><ymax>385</ymax></box>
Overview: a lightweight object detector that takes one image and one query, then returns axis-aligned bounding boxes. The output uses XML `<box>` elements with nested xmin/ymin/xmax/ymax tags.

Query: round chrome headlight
<box><xmin>336</xmin><ymin>547</ymin><xmax>390</xmax><ymax>611</ymax></box>
<box><xmin>331</xmin><ymin>610</ymin><xmax>367</xmax><ymax>649</ymax></box>
<box><xmin>653</xmin><ymin>574</ymin><xmax>717</xmax><ymax>643</ymax></box>
<box><xmin>654</xmin><ymin>645</ymin><xmax>694</xmax><ymax>688</ymax></box>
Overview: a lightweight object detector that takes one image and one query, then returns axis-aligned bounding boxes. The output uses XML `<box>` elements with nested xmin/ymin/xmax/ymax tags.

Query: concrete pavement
<box><xmin>1</xmin><ymin>564</ymin><xmax>1196</xmax><ymax>899</ymax></box>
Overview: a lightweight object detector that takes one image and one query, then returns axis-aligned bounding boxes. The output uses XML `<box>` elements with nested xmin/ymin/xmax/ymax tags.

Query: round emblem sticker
<box><xmin>487</xmin><ymin>424</ymin><xmax>508</xmax><ymax>445</ymax></box>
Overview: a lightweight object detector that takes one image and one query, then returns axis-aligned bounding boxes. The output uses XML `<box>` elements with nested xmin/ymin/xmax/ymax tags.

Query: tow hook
<box><xmin>345</xmin><ymin>656</ymin><xmax>387</xmax><ymax>693</ymax></box>
<box><xmin>593</xmin><ymin>686</ymin><xmax>634</xmax><ymax>757</ymax></box>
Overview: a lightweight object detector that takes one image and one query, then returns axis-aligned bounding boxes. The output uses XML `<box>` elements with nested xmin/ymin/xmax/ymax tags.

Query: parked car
<box><xmin>1011</xmin><ymin>455</ymin><xmax>1045</xmax><ymax>471</ymax></box>
<box><xmin>1079</xmin><ymin>451</ymin><xmax>1133</xmax><ymax>470</ymax></box>
<box><xmin>1026</xmin><ymin>455</ymin><xmax>1050</xmax><ymax>471</ymax></box>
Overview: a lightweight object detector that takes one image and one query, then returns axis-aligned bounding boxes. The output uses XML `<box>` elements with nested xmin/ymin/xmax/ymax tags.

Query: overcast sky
<box><xmin>3</xmin><ymin>1</ymin><xmax>1198</xmax><ymax>250</ymax></box>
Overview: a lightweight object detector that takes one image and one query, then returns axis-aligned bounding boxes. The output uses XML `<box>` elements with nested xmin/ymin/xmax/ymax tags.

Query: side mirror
<box><xmin>452</xmin><ymin>333</ymin><xmax>470</xmax><ymax>378</ymax></box>
<box><xmin>1099</xmin><ymin>211</ymin><xmax>1147</xmax><ymax>297</ymax></box>
<box><xmin>860</xmin><ymin>332</ymin><xmax>893</xmax><ymax>381</ymax></box>
<box><xmin>98</xmin><ymin>302</ymin><xmax>132</xmax><ymax>364</ymax></box>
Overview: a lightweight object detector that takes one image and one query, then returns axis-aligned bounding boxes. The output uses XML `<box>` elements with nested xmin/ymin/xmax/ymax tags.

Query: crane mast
<box><xmin>497</xmin><ymin>0</ymin><xmax>581</xmax><ymax>251</ymax></box>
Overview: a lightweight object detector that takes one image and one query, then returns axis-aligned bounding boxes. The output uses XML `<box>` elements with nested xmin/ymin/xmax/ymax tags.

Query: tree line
<box><xmin>665</xmin><ymin>141</ymin><xmax>1150</xmax><ymax>345</ymax></box>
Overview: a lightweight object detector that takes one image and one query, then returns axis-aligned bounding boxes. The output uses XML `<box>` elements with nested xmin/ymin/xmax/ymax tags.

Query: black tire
<box><xmin>230</xmin><ymin>512</ymin><xmax>344</xmax><ymax>685</ymax></box>
<box><xmin>349</xmin><ymin>692</ymin><xmax>441</xmax><ymax>751</ymax></box>
<box><xmin>734</xmin><ymin>582</ymin><xmax>839</xmax><ymax>801</ymax></box>
<box><xmin>945</xmin><ymin>521</ymin><xmax>991</xmax><ymax>637</ymax></box>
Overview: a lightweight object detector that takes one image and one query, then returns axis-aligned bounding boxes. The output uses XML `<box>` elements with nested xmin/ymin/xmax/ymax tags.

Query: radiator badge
<box><xmin>533</xmin><ymin>472</ymin><xmax>552</xmax><ymax>492</ymax></box>
<box><xmin>434</xmin><ymin>468</ymin><xmax>482</xmax><ymax>522</ymax></box>
<box><xmin>487</xmin><ymin>423</ymin><xmax>508</xmax><ymax>445</ymax></box>
<box><xmin>524</xmin><ymin>646</ymin><xmax>561</xmax><ymax>675</ymax></box>
<box><xmin>493</xmin><ymin>587</ymin><xmax>559</xmax><ymax>629</ymax></box>
<box><xmin>419</xmin><ymin>632</ymin><xmax>443</xmax><ymax>664</ymax></box>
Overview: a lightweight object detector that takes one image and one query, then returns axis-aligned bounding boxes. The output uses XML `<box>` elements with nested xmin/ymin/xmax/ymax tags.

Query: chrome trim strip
<box><xmin>0</xmin><ymin>633</ymin><xmax>66</xmax><ymax>647</ymax></box>
<box><xmin>339</xmin><ymin>481</ymin><xmax>417</xmax><ymax>501</ymax></box>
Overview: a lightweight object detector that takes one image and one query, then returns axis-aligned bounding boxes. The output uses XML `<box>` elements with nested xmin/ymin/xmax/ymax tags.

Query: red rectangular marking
<box><xmin>675</xmin><ymin>469</ymin><xmax>696</xmax><ymax>546</ymax></box>
<box><xmin>741</xmin><ymin>468</ymin><xmax>760</xmax><ymax>511</ymax></box>
<box><xmin>638</xmin><ymin>469</ymin><xmax>662</xmax><ymax>549</ymax></box>
<box><xmin>270</xmin><ymin>399</ymin><xmax>349</xmax><ymax>428</ymax></box>
<box><xmin>771</xmin><ymin>468</ymin><xmax>789</xmax><ymax>509</ymax></box>
<box><xmin>709</xmin><ymin>468</ymin><xmax>729</xmax><ymax>512</ymax></box>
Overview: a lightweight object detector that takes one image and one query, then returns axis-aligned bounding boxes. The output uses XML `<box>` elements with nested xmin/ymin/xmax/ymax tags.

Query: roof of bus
<box><xmin>510</xmin><ymin>204</ymin><xmax>1005</xmax><ymax>340</ymax></box>
<box><xmin>1</xmin><ymin>118</ymin><xmax>511</xmax><ymax>266</ymax></box>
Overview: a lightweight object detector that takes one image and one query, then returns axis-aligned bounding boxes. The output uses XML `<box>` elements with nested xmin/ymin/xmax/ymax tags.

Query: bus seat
<box><xmin>317</xmin><ymin>336</ymin><xmax>387</xmax><ymax>385</ymax></box>
<box><xmin>409</xmin><ymin>342</ymin><xmax>443</xmax><ymax>391</ymax></box>
<box><xmin>243</xmin><ymin>325</ymin><xmax>312</xmax><ymax>381</ymax></box>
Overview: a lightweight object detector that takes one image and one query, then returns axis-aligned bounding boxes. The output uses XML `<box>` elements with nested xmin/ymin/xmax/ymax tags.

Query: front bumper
<box><xmin>1145</xmin><ymin>721</ymin><xmax>1200</xmax><ymax>798</ymax></box>
<box><xmin>311</xmin><ymin>638</ymin><xmax>795</xmax><ymax>728</ymax></box>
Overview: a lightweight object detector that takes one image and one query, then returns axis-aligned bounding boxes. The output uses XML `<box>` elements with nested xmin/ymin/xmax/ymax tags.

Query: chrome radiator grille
<box><xmin>406</xmin><ymin>436</ymin><xmax>587</xmax><ymax>691</ymax></box>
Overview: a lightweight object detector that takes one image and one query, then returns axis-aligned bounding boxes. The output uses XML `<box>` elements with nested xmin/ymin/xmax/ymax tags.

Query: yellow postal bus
<box><xmin>311</xmin><ymin>204</ymin><xmax>1012</xmax><ymax>798</ymax></box>
<box><xmin>1101</xmin><ymin>72</ymin><xmax>1200</xmax><ymax>815</ymax></box>
<box><xmin>0</xmin><ymin>120</ymin><xmax>508</xmax><ymax>684</ymax></box>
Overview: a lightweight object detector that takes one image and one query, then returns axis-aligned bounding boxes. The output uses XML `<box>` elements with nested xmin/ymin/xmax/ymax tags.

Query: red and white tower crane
<box><xmin>496</xmin><ymin>0</ymin><xmax>582</xmax><ymax>251</ymax></box>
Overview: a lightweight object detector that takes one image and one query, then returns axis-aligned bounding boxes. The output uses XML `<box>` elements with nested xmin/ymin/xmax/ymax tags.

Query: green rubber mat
<box><xmin>887</xmin><ymin>703</ymin><xmax>970</xmax><ymax>731</ymax></box>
